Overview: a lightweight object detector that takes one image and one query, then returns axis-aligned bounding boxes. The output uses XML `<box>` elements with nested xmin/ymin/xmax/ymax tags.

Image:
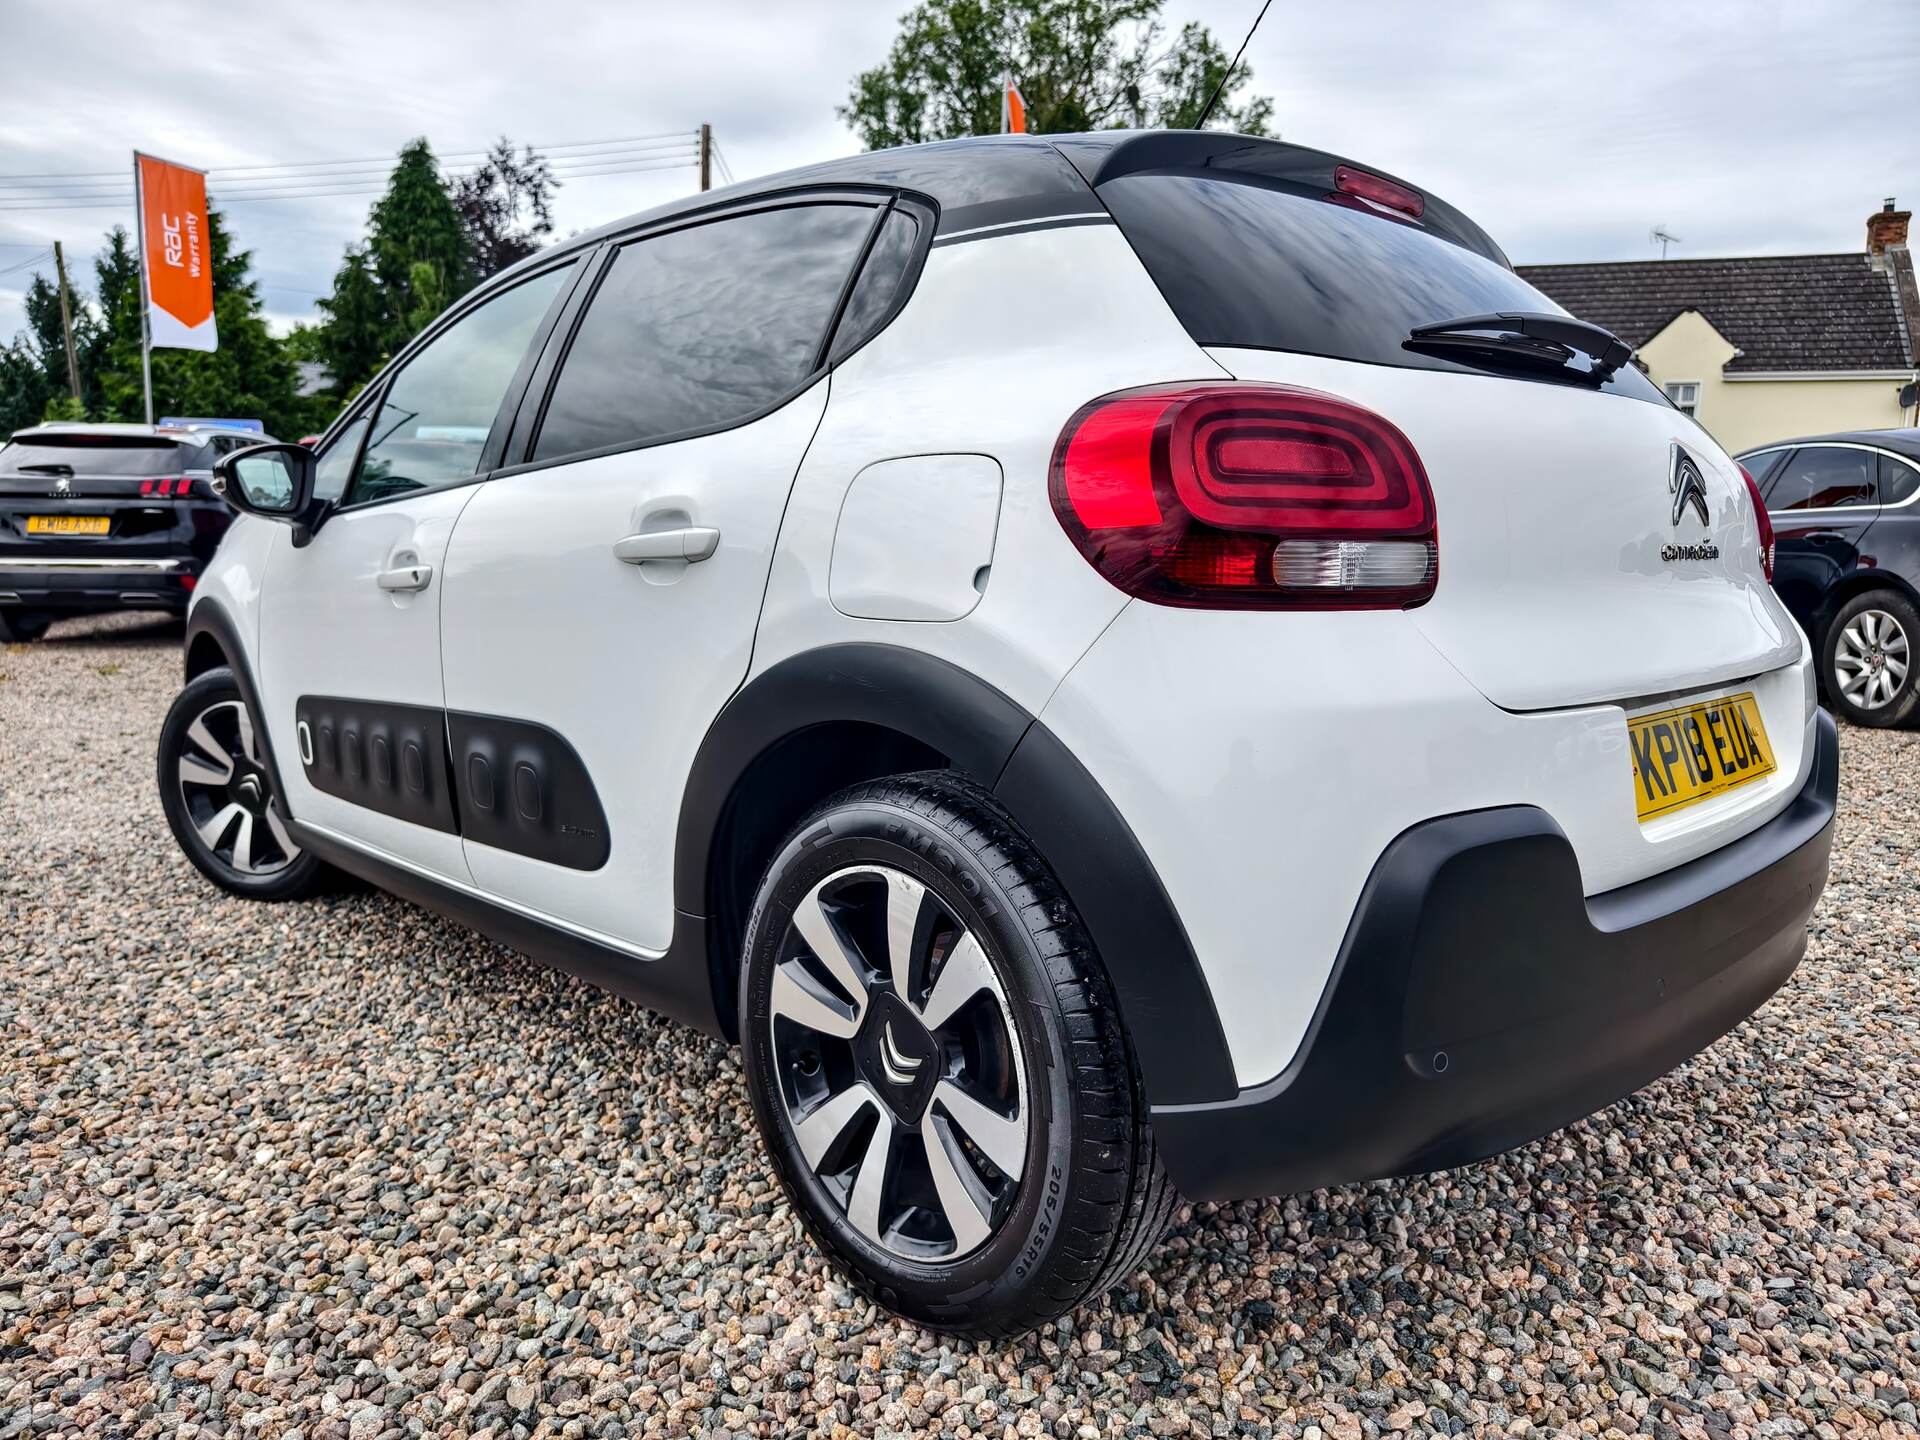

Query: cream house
<box><xmin>1520</xmin><ymin>201</ymin><xmax>1920</xmax><ymax>454</ymax></box>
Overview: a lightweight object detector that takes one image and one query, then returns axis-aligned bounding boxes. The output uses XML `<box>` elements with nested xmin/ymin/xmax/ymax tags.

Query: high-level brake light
<box><xmin>1050</xmin><ymin>385</ymin><xmax>1438</xmax><ymax>610</ymax></box>
<box><xmin>1332</xmin><ymin>165</ymin><xmax>1425</xmax><ymax>219</ymax></box>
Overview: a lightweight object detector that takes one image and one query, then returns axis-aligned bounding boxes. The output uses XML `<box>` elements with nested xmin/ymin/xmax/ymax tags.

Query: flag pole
<box><xmin>133</xmin><ymin>151</ymin><xmax>153</xmax><ymax>425</ymax></box>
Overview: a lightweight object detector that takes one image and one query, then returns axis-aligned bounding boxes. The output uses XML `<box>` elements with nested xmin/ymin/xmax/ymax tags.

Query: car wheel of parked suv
<box><xmin>738</xmin><ymin>773</ymin><xmax>1177</xmax><ymax>1338</ymax></box>
<box><xmin>0</xmin><ymin>608</ymin><xmax>53</xmax><ymax>643</ymax></box>
<box><xmin>1823</xmin><ymin>590</ymin><xmax>1918</xmax><ymax>728</ymax></box>
<box><xmin>157</xmin><ymin>667</ymin><xmax>326</xmax><ymax>900</ymax></box>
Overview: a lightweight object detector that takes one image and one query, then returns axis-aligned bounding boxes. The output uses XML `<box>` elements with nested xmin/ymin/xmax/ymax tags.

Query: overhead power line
<box><xmin>3</xmin><ymin>136</ymin><xmax>701</xmax><ymax>196</ymax></box>
<box><xmin>0</xmin><ymin>130</ymin><xmax>699</xmax><ymax>187</ymax></box>
<box><xmin>0</xmin><ymin>151</ymin><xmax>702</xmax><ymax>215</ymax></box>
<box><xmin>0</xmin><ymin>248</ymin><xmax>54</xmax><ymax>279</ymax></box>
<box><xmin>0</xmin><ymin>144</ymin><xmax>700</xmax><ymax>204</ymax></box>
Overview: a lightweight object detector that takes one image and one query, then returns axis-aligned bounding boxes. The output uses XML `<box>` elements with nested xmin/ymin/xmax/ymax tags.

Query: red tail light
<box><xmin>1050</xmin><ymin>385</ymin><xmax>1438</xmax><ymax>609</ymax></box>
<box><xmin>1739</xmin><ymin>464</ymin><xmax>1775</xmax><ymax>582</ymax></box>
<box><xmin>139</xmin><ymin>477</ymin><xmax>194</xmax><ymax>498</ymax></box>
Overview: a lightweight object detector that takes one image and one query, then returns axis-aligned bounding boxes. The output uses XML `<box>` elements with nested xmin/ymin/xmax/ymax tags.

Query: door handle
<box><xmin>613</xmin><ymin>527</ymin><xmax>720</xmax><ymax>564</ymax></box>
<box><xmin>376</xmin><ymin>562</ymin><xmax>433</xmax><ymax>592</ymax></box>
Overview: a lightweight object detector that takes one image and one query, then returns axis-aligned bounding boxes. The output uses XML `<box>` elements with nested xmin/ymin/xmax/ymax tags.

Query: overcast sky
<box><xmin>2</xmin><ymin>0</ymin><xmax>1915</xmax><ymax>347</ymax></box>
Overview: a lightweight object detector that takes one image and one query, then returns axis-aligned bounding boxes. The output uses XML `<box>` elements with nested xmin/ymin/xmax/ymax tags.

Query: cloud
<box><xmin>2</xmin><ymin>0</ymin><xmax>1914</xmax><ymax>348</ymax></box>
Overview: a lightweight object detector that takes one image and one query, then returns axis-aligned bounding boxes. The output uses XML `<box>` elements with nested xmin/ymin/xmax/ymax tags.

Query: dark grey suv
<box><xmin>0</xmin><ymin>422</ymin><xmax>271</xmax><ymax>641</ymax></box>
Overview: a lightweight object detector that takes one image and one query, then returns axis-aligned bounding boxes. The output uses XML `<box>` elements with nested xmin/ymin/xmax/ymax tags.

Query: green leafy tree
<box><xmin>366</xmin><ymin>139</ymin><xmax>471</xmax><ymax>353</ymax></box>
<box><xmin>0</xmin><ymin>340</ymin><xmax>54</xmax><ymax>437</ymax></box>
<box><xmin>313</xmin><ymin>245</ymin><xmax>388</xmax><ymax>398</ymax></box>
<box><xmin>452</xmin><ymin>138</ymin><xmax>559</xmax><ymax>279</ymax></box>
<box><xmin>97</xmin><ymin>208</ymin><xmax>304</xmax><ymax>436</ymax></box>
<box><xmin>83</xmin><ymin>227</ymin><xmax>141</xmax><ymax>408</ymax></box>
<box><xmin>405</xmin><ymin>259</ymin><xmax>448</xmax><ymax>339</ymax></box>
<box><xmin>842</xmin><ymin>0</ymin><xmax>1274</xmax><ymax>149</ymax></box>
<box><xmin>0</xmin><ymin>271</ymin><xmax>91</xmax><ymax>429</ymax></box>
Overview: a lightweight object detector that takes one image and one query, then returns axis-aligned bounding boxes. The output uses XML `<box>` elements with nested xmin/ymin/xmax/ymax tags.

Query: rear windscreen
<box><xmin>0</xmin><ymin>438</ymin><xmax>196</xmax><ymax>476</ymax></box>
<box><xmin>1098</xmin><ymin>171</ymin><xmax>1667</xmax><ymax>404</ymax></box>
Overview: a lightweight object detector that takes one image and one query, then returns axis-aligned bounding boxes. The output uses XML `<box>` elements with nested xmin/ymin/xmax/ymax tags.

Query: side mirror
<box><xmin>214</xmin><ymin>443</ymin><xmax>316</xmax><ymax>521</ymax></box>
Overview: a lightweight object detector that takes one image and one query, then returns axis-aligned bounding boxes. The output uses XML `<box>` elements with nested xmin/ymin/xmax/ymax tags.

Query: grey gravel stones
<box><xmin>3</xmin><ymin>612</ymin><xmax>1917</xmax><ymax>1437</ymax></box>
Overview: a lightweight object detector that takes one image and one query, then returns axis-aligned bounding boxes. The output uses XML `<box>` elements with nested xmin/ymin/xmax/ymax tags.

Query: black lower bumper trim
<box><xmin>1</xmin><ymin>565</ymin><xmax>193</xmax><ymax>612</ymax></box>
<box><xmin>1153</xmin><ymin>708</ymin><xmax>1839</xmax><ymax>1202</ymax></box>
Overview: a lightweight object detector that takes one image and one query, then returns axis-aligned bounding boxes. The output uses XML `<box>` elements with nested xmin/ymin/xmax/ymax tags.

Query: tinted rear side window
<box><xmin>1768</xmin><ymin>446</ymin><xmax>1876</xmax><ymax>511</ymax></box>
<box><xmin>1098</xmin><ymin>171</ymin><xmax>1666</xmax><ymax>403</ymax></box>
<box><xmin>1878</xmin><ymin>452</ymin><xmax>1920</xmax><ymax>506</ymax></box>
<box><xmin>534</xmin><ymin>203</ymin><xmax>878</xmax><ymax>462</ymax></box>
<box><xmin>0</xmin><ymin>438</ymin><xmax>191</xmax><ymax>476</ymax></box>
<box><xmin>829</xmin><ymin>209</ymin><xmax>921</xmax><ymax>366</ymax></box>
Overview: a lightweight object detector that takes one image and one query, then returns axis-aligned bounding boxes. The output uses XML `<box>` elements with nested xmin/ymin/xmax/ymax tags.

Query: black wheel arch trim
<box><xmin>674</xmin><ymin>642</ymin><xmax>1240</xmax><ymax>1108</ymax></box>
<box><xmin>183</xmin><ymin>598</ymin><xmax>292</xmax><ymax>812</ymax></box>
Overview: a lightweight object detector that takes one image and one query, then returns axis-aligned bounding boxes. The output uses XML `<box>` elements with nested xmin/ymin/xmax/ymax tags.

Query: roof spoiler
<box><xmin>1046</xmin><ymin>131</ymin><xmax>1512</xmax><ymax>271</ymax></box>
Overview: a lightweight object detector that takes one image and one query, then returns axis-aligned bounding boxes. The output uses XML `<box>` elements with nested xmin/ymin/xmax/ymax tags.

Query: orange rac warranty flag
<box><xmin>136</xmin><ymin>152</ymin><xmax>217</xmax><ymax>352</ymax></box>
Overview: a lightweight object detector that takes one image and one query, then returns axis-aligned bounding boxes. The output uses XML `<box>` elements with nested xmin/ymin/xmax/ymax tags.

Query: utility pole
<box><xmin>52</xmin><ymin>241</ymin><xmax>82</xmax><ymax>405</ymax></box>
<box><xmin>698</xmin><ymin>123</ymin><xmax>712</xmax><ymax>193</ymax></box>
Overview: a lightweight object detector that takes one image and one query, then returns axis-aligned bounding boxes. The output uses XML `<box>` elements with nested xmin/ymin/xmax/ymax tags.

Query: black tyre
<box><xmin>157</xmin><ymin>666</ymin><xmax>327</xmax><ymax>900</ymax></box>
<box><xmin>0</xmin><ymin>608</ymin><xmax>54</xmax><ymax>643</ymax></box>
<box><xmin>1822</xmin><ymin>589</ymin><xmax>1919</xmax><ymax>728</ymax></box>
<box><xmin>739</xmin><ymin>771</ymin><xmax>1176</xmax><ymax>1338</ymax></box>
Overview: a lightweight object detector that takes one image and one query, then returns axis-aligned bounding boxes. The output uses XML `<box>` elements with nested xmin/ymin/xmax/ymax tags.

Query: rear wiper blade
<box><xmin>16</xmin><ymin>463</ymin><xmax>75</xmax><ymax>475</ymax></box>
<box><xmin>1405</xmin><ymin>311</ymin><xmax>1633</xmax><ymax>385</ymax></box>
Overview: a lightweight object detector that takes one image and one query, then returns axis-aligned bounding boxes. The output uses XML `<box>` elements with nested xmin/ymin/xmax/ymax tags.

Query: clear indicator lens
<box><xmin>1271</xmin><ymin>538</ymin><xmax>1435</xmax><ymax>590</ymax></box>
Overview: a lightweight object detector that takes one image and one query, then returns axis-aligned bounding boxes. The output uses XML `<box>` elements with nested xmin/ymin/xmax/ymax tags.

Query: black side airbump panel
<box><xmin>295</xmin><ymin>695</ymin><xmax>458</xmax><ymax>833</ymax></box>
<box><xmin>448</xmin><ymin>712</ymin><xmax>610</xmax><ymax>871</ymax></box>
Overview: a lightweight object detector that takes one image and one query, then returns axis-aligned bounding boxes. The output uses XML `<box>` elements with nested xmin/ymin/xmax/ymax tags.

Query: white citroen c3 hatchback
<box><xmin>160</xmin><ymin>131</ymin><xmax>1836</xmax><ymax>1338</ymax></box>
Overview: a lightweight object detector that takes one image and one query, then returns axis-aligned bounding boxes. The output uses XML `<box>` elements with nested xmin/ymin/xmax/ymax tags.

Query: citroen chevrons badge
<box><xmin>1662</xmin><ymin>441</ymin><xmax>1719</xmax><ymax>563</ymax></box>
<box><xmin>880</xmin><ymin>1021</ymin><xmax>923</xmax><ymax>1086</ymax></box>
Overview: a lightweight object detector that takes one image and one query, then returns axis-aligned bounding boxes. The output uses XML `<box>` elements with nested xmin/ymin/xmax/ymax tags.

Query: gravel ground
<box><xmin>2</xmin><ymin>612</ymin><xmax>1917</xmax><ymax>1440</ymax></box>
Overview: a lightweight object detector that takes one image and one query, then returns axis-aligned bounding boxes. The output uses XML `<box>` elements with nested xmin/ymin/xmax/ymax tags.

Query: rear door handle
<box><xmin>376</xmin><ymin>562</ymin><xmax>433</xmax><ymax>592</ymax></box>
<box><xmin>613</xmin><ymin>527</ymin><xmax>720</xmax><ymax>564</ymax></box>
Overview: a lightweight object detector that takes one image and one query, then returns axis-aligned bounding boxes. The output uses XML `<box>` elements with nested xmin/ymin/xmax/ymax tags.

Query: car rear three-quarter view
<box><xmin>159</xmin><ymin>130</ymin><xmax>1835</xmax><ymax>1339</ymax></box>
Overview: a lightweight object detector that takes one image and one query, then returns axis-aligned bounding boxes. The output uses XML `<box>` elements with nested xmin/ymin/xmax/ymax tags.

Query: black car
<box><xmin>0</xmin><ymin>422</ymin><xmax>272</xmax><ymax>641</ymax></box>
<box><xmin>1737</xmin><ymin>428</ymin><xmax>1920</xmax><ymax>727</ymax></box>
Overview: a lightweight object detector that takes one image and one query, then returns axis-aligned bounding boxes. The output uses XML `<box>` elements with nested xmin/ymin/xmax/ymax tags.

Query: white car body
<box><xmin>181</xmin><ymin>132</ymin><xmax>1834</xmax><ymax>1215</ymax></box>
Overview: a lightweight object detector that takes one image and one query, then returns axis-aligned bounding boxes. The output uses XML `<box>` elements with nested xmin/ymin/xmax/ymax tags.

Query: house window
<box><xmin>1664</xmin><ymin>380</ymin><xmax>1701</xmax><ymax>417</ymax></box>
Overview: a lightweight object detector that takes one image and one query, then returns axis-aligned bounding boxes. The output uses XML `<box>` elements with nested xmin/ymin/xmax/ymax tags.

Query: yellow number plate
<box><xmin>26</xmin><ymin>514</ymin><xmax>110</xmax><ymax>536</ymax></box>
<box><xmin>1629</xmin><ymin>690</ymin><xmax>1775</xmax><ymax>822</ymax></box>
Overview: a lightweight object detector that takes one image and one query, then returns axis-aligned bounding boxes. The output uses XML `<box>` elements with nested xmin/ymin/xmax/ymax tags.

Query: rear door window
<box><xmin>1766</xmin><ymin>446</ymin><xmax>1876</xmax><ymax>511</ymax></box>
<box><xmin>1738</xmin><ymin>448</ymin><xmax>1789</xmax><ymax>494</ymax></box>
<box><xmin>532</xmin><ymin>202</ymin><xmax>878</xmax><ymax>463</ymax></box>
<box><xmin>1096</xmin><ymin>171</ymin><xmax>1667</xmax><ymax>403</ymax></box>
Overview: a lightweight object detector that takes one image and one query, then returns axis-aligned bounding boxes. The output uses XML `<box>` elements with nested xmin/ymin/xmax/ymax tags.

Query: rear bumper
<box><xmin>0</xmin><ymin>556</ymin><xmax>195</xmax><ymax>612</ymax></box>
<box><xmin>1152</xmin><ymin>707</ymin><xmax>1838</xmax><ymax>1202</ymax></box>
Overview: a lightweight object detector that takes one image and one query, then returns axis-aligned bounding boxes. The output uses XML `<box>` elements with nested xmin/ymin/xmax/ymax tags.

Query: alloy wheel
<box><xmin>175</xmin><ymin>700</ymin><xmax>301</xmax><ymax>875</ymax></box>
<box><xmin>1833</xmin><ymin>608</ymin><xmax>1910</xmax><ymax>711</ymax></box>
<box><xmin>768</xmin><ymin>866</ymin><xmax>1028</xmax><ymax>1261</ymax></box>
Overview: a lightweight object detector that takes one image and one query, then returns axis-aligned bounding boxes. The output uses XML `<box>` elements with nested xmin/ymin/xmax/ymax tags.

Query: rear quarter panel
<box><xmin>753</xmin><ymin>219</ymin><xmax>1231</xmax><ymax>713</ymax></box>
